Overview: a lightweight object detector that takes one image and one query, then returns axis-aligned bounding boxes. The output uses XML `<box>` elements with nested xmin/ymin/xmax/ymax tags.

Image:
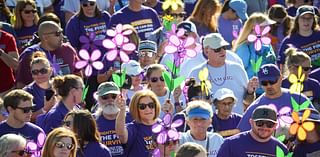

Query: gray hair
<box><xmin>0</xmin><ymin>134</ymin><xmax>27</xmax><ymax>157</ymax></box>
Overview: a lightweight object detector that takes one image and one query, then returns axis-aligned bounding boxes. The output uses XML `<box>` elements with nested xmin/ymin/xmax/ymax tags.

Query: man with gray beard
<box><xmin>95</xmin><ymin>82</ymin><xmax>132</xmax><ymax>157</ymax></box>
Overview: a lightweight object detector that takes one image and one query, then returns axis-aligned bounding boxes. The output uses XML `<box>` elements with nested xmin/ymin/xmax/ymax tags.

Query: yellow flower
<box><xmin>289</xmin><ymin>66</ymin><xmax>305</xmax><ymax>93</ymax></box>
<box><xmin>198</xmin><ymin>67</ymin><xmax>212</xmax><ymax>96</ymax></box>
<box><xmin>162</xmin><ymin>0</ymin><xmax>184</xmax><ymax>11</ymax></box>
<box><xmin>289</xmin><ymin>109</ymin><xmax>315</xmax><ymax>141</ymax></box>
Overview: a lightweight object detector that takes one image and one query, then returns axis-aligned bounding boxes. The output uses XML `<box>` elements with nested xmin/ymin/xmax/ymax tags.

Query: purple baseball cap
<box><xmin>257</xmin><ymin>64</ymin><xmax>280</xmax><ymax>82</ymax></box>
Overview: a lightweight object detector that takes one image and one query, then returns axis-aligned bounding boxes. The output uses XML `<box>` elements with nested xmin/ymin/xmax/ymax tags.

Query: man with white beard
<box><xmin>95</xmin><ymin>82</ymin><xmax>132</xmax><ymax>157</ymax></box>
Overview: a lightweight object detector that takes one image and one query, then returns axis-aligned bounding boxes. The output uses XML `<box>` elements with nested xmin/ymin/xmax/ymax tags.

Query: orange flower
<box><xmin>289</xmin><ymin>109</ymin><xmax>315</xmax><ymax>141</ymax></box>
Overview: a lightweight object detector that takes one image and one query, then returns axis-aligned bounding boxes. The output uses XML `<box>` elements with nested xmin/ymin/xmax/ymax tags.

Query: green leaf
<box><xmin>112</xmin><ymin>74</ymin><xmax>121</xmax><ymax>87</ymax></box>
<box><xmin>277</xmin><ymin>134</ymin><xmax>286</xmax><ymax>143</ymax></box>
<box><xmin>120</xmin><ymin>68</ymin><xmax>127</xmax><ymax>87</ymax></box>
<box><xmin>250</xmin><ymin>59</ymin><xmax>256</xmax><ymax>73</ymax></box>
<box><xmin>173</xmin><ymin>76</ymin><xmax>185</xmax><ymax>90</ymax></box>
<box><xmin>81</xmin><ymin>85</ymin><xmax>89</xmax><ymax>102</ymax></box>
<box><xmin>255</xmin><ymin>56</ymin><xmax>263</xmax><ymax>73</ymax></box>
<box><xmin>291</xmin><ymin>97</ymin><xmax>299</xmax><ymax>112</ymax></box>
<box><xmin>286</xmin><ymin>152</ymin><xmax>293</xmax><ymax>157</ymax></box>
<box><xmin>175</xmin><ymin>67</ymin><xmax>180</xmax><ymax>75</ymax></box>
<box><xmin>300</xmin><ymin>100</ymin><xmax>310</xmax><ymax>110</ymax></box>
<box><xmin>162</xmin><ymin>71</ymin><xmax>173</xmax><ymax>91</ymax></box>
<box><xmin>276</xmin><ymin>146</ymin><xmax>284</xmax><ymax>157</ymax></box>
<box><xmin>170</xmin><ymin>151</ymin><xmax>175</xmax><ymax>157</ymax></box>
<box><xmin>165</xmin><ymin>60</ymin><xmax>175</xmax><ymax>73</ymax></box>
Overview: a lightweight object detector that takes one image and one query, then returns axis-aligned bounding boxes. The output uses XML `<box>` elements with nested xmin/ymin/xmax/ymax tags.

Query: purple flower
<box><xmin>79</xmin><ymin>32</ymin><xmax>102</xmax><ymax>50</ymax></box>
<box><xmin>75</xmin><ymin>49</ymin><xmax>104</xmax><ymax>77</ymax></box>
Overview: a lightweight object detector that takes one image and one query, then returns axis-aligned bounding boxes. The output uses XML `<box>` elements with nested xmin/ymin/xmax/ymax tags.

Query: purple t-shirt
<box><xmin>218</xmin><ymin>15</ymin><xmax>242</xmax><ymax>48</ymax></box>
<box><xmin>109</xmin><ymin>5</ymin><xmax>161</xmax><ymax>40</ymax></box>
<box><xmin>124</xmin><ymin>121</ymin><xmax>155</xmax><ymax>157</ymax></box>
<box><xmin>286</xmin><ymin>6</ymin><xmax>298</xmax><ymax>17</ymax></box>
<box><xmin>310</xmin><ymin>67</ymin><xmax>320</xmax><ymax>82</ymax></box>
<box><xmin>217</xmin><ymin>131</ymin><xmax>288</xmax><ymax>157</ymax></box>
<box><xmin>151</xmin><ymin>1</ymin><xmax>164</xmax><ymax>17</ymax></box>
<box><xmin>77</xmin><ymin>141</ymin><xmax>112</xmax><ymax>157</ymax></box>
<box><xmin>15</xmin><ymin>25</ymin><xmax>37</xmax><ymax>51</ymax></box>
<box><xmin>282</xmin><ymin>77</ymin><xmax>320</xmax><ymax>101</ymax></box>
<box><xmin>212</xmin><ymin>113</ymin><xmax>242</xmax><ymax>138</ymax></box>
<box><xmin>277</xmin><ymin>31</ymin><xmax>320</xmax><ymax>68</ymax></box>
<box><xmin>293</xmin><ymin>141</ymin><xmax>320</xmax><ymax>157</ymax></box>
<box><xmin>237</xmin><ymin>88</ymin><xmax>313</xmax><ymax>132</ymax></box>
<box><xmin>0</xmin><ymin>121</ymin><xmax>45</xmax><ymax>144</ymax></box>
<box><xmin>23</xmin><ymin>81</ymin><xmax>49</xmax><ymax>112</ymax></box>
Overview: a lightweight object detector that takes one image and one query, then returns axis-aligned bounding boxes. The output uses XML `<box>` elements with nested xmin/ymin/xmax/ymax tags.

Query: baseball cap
<box><xmin>296</xmin><ymin>5</ymin><xmax>315</xmax><ymax>17</ymax></box>
<box><xmin>213</xmin><ymin>88</ymin><xmax>237</xmax><ymax>103</ymax></box>
<box><xmin>187</xmin><ymin>107</ymin><xmax>212</xmax><ymax>120</ymax></box>
<box><xmin>298</xmin><ymin>108</ymin><xmax>320</xmax><ymax>123</ymax></box>
<box><xmin>80</xmin><ymin>0</ymin><xmax>96</xmax><ymax>3</ymax></box>
<box><xmin>229</xmin><ymin>0</ymin><xmax>248</xmax><ymax>21</ymax></box>
<box><xmin>203</xmin><ymin>33</ymin><xmax>229</xmax><ymax>49</ymax></box>
<box><xmin>121</xmin><ymin>60</ymin><xmax>143</xmax><ymax>76</ymax></box>
<box><xmin>257</xmin><ymin>64</ymin><xmax>280</xmax><ymax>82</ymax></box>
<box><xmin>138</xmin><ymin>40</ymin><xmax>157</xmax><ymax>52</ymax></box>
<box><xmin>96</xmin><ymin>82</ymin><xmax>120</xmax><ymax>96</ymax></box>
<box><xmin>252</xmin><ymin>105</ymin><xmax>277</xmax><ymax>123</ymax></box>
<box><xmin>177</xmin><ymin>21</ymin><xmax>197</xmax><ymax>34</ymax></box>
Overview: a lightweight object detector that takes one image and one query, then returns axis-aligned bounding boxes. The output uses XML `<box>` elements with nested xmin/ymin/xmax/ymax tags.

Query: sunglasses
<box><xmin>23</xmin><ymin>9</ymin><xmax>37</xmax><ymax>14</ymax></box>
<box><xmin>170</xmin><ymin>13</ymin><xmax>186</xmax><ymax>18</ymax></box>
<box><xmin>191</xmin><ymin>95</ymin><xmax>211</xmax><ymax>100</ymax></box>
<box><xmin>260</xmin><ymin>79</ymin><xmax>278</xmax><ymax>86</ymax></box>
<box><xmin>101</xmin><ymin>94</ymin><xmax>117</xmax><ymax>100</ymax></box>
<box><xmin>212</xmin><ymin>46</ymin><xmax>227</xmax><ymax>53</ymax></box>
<box><xmin>82</xmin><ymin>2</ymin><xmax>95</xmax><ymax>7</ymax></box>
<box><xmin>138</xmin><ymin>51</ymin><xmax>154</xmax><ymax>58</ymax></box>
<box><xmin>31</xmin><ymin>68</ymin><xmax>49</xmax><ymax>75</ymax></box>
<box><xmin>150</xmin><ymin>76</ymin><xmax>164</xmax><ymax>83</ymax></box>
<box><xmin>255</xmin><ymin>120</ymin><xmax>275</xmax><ymax>128</ymax></box>
<box><xmin>44</xmin><ymin>30</ymin><xmax>63</xmax><ymax>37</ymax></box>
<box><xmin>138</xmin><ymin>102</ymin><xmax>155</xmax><ymax>110</ymax></box>
<box><xmin>11</xmin><ymin>150</ymin><xmax>32</xmax><ymax>156</ymax></box>
<box><xmin>15</xmin><ymin>106</ymin><xmax>34</xmax><ymax>113</ymax></box>
<box><xmin>55</xmin><ymin>141</ymin><xmax>74</xmax><ymax>150</ymax></box>
<box><xmin>295</xmin><ymin>65</ymin><xmax>312</xmax><ymax>71</ymax></box>
<box><xmin>164</xmin><ymin>140</ymin><xmax>179</xmax><ymax>145</ymax></box>
<box><xmin>63</xmin><ymin>120</ymin><xmax>72</xmax><ymax>127</ymax></box>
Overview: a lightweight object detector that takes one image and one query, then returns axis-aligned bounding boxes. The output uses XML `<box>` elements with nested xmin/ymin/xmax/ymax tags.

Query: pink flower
<box><xmin>268</xmin><ymin>104</ymin><xmax>293</xmax><ymax>129</ymax></box>
<box><xmin>75</xmin><ymin>49</ymin><xmax>104</xmax><ymax>77</ymax></box>
<box><xmin>247</xmin><ymin>24</ymin><xmax>271</xmax><ymax>51</ymax></box>
<box><xmin>26</xmin><ymin>132</ymin><xmax>46</xmax><ymax>157</ymax></box>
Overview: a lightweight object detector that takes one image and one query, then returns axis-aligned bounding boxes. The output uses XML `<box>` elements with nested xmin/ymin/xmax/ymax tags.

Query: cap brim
<box><xmin>216</xmin><ymin>94</ymin><xmax>238</xmax><ymax>104</ymax></box>
<box><xmin>259</xmin><ymin>76</ymin><xmax>279</xmax><ymax>82</ymax></box>
<box><xmin>253</xmin><ymin>118</ymin><xmax>277</xmax><ymax>123</ymax></box>
<box><xmin>236</xmin><ymin>12</ymin><xmax>248</xmax><ymax>21</ymax></box>
<box><xmin>299</xmin><ymin>11</ymin><xmax>315</xmax><ymax>16</ymax></box>
<box><xmin>188</xmin><ymin>113</ymin><xmax>210</xmax><ymax>120</ymax></box>
<box><xmin>96</xmin><ymin>90</ymin><xmax>120</xmax><ymax>96</ymax></box>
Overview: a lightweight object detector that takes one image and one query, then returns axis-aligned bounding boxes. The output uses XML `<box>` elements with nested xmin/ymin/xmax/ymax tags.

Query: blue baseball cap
<box><xmin>80</xmin><ymin>0</ymin><xmax>96</xmax><ymax>4</ymax></box>
<box><xmin>258</xmin><ymin>64</ymin><xmax>280</xmax><ymax>82</ymax></box>
<box><xmin>187</xmin><ymin>107</ymin><xmax>212</xmax><ymax>120</ymax></box>
<box><xmin>229</xmin><ymin>0</ymin><xmax>248</xmax><ymax>21</ymax></box>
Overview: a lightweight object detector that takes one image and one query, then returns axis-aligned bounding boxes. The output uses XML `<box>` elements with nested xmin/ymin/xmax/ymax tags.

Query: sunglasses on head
<box><xmin>82</xmin><ymin>2</ymin><xmax>95</xmax><ymax>7</ymax></box>
<box><xmin>15</xmin><ymin>106</ymin><xmax>34</xmax><ymax>113</ymax></box>
<box><xmin>255</xmin><ymin>120</ymin><xmax>275</xmax><ymax>128</ymax></box>
<box><xmin>31</xmin><ymin>68</ymin><xmax>49</xmax><ymax>75</ymax></box>
<box><xmin>11</xmin><ymin>150</ymin><xmax>32</xmax><ymax>156</ymax></box>
<box><xmin>63</xmin><ymin>120</ymin><xmax>71</xmax><ymax>127</ymax></box>
<box><xmin>55</xmin><ymin>141</ymin><xmax>74</xmax><ymax>150</ymax></box>
<box><xmin>101</xmin><ymin>94</ymin><xmax>117</xmax><ymax>100</ymax></box>
<box><xmin>23</xmin><ymin>9</ymin><xmax>37</xmax><ymax>14</ymax></box>
<box><xmin>150</xmin><ymin>76</ymin><xmax>164</xmax><ymax>83</ymax></box>
<box><xmin>212</xmin><ymin>46</ymin><xmax>227</xmax><ymax>53</ymax></box>
<box><xmin>138</xmin><ymin>102</ymin><xmax>155</xmax><ymax>110</ymax></box>
<box><xmin>260</xmin><ymin>79</ymin><xmax>278</xmax><ymax>86</ymax></box>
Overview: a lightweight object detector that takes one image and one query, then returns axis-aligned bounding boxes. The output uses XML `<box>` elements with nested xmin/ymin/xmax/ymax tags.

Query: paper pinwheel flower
<box><xmin>247</xmin><ymin>24</ymin><xmax>271</xmax><ymax>51</ymax></box>
<box><xmin>289</xmin><ymin>66</ymin><xmax>305</xmax><ymax>94</ymax></box>
<box><xmin>198</xmin><ymin>67</ymin><xmax>212</xmax><ymax>96</ymax></box>
<box><xmin>79</xmin><ymin>32</ymin><xmax>102</xmax><ymax>50</ymax></box>
<box><xmin>75</xmin><ymin>49</ymin><xmax>104</xmax><ymax>77</ymax></box>
<box><xmin>250</xmin><ymin>56</ymin><xmax>263</xmax><ymax>74</ymax></box>
<box><xmin>163</xmin><ymin>15</ymin><xmax>176</xmax><ymax>31</ymax></box>
<box><xmin>26</xmin><ymin>132</ymin><xmax>46</xmax><ymax>157</ymax></box>
<box><xmin>289</xmin><ymin>109</ymin><xmax>315</xmax><ymax>141</ymax></box>
<box><xmin>162</xmin><ymin>0</ymin><xmax>184</xmax><ymax>11</ymax></box>
<box><xmin>102</xmin><ymin>24</ymin><xmax>136</xmax><ymax>63</ymax></box>
<box><xmin>276</xmin><ymin>146</ymin><xmax>293</xmax><ymax>157</ymax></box>
<box><xmin>268</xmin><ymin>104</ymin><xmax>293</xmax><ymax>129</ymax></box>
<box><xmin>291</xmin><ymin>97</ymin><xmax>310</xmax><ymax>112</ymax></box>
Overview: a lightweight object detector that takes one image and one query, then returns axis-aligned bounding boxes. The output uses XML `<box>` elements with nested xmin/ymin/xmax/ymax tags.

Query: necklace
<box><xmin>207</xmin><ymin>63</ymin><xmax>227</xmax><ymax>86</ymax></box>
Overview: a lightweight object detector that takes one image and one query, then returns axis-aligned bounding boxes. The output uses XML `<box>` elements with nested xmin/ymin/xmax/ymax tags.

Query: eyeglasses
<box><xmin>150</xmin><ymin>76</ymin><xmax>164</xmax><ymax>83</ymax></box>
<box><xmin>44</xmin><ymin>30</ymin><xmax>63</xmax><ymax>37</ymax></box>
<box><xmin>191</xmin><ymin>95</ymin><xmax>211</xmax><ymax>100</ymax></box>
<box><xmin>63</xmin><ymin>120</ymin><xmax>72</xmax><ymax>127</ymax></box>
<box><xmin>55</xmin><ymin>141</ymin><xmax>74</xmax><ymax>150</ymax></box>
<box><xmin>23</xmin><ymin>9</ymin><xmax>37</xmax><ymax>14</ymax></box>
<box><xmin>15</xmin><ymin>106</ymin><xmax>34</xmax><ymax>113</ymax></box>
<box><xmin>11</xmin><ymin>150</ymin><xmax>32</xmax><ymax>156</ymax></box>
<box><xmin>138</xmin><ymin>51</ymin><xmax>154</xmax><ymax>58</ymax></box>
<box><xmin>138</xmin><ymin>102</ymin><xmax>155</xmax><ymax>110</ymax></box>
<box><xmin>82</xmin><ymin>2</ymin><xmax>95</xmax><ymax>7</ymax></box>
<box><xmin>255</xmin><ymin>120</ymin><xmax>275</xmax><ymax>128</ymax></box>
<box><xmin>260</xmin><ymin>79</ymin><xmax>278</xmax><ymax>86</ymax></box>
<box><xmin>170</xmin><ymin>13</ymin><xmax>186</xmax><ymax>18</ymax></box>
<box><xmin>212</xmin><ymin>46</ymin><xmax>227</xmax><ymax>53</ymax></box>
<box><xmin>101</xmin><ymin>94</ymin><xmax>117</xmax><ymax>100</ymax></box>
<box><xmin>31</xmin><ymin>68</ymin><xmax>49</xmax><ymax>75</ymax></box>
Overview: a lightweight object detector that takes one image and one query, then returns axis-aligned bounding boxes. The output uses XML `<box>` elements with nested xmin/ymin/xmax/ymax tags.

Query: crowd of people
<box><xmin>0</xmin><ymin>0</ymin><xmax>320</xmax><ymax>156</ymax></box>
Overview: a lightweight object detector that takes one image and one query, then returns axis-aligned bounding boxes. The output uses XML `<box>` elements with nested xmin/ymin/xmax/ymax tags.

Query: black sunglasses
<box><xmin>44</xmin><ymin>30</ymin><xmax>63</xmax><ymax>37</ymax></box>
<box><xmin>23</xmin><ymin>9</ymin><xmax>37</xmax><ymax>14</ymax></box>
<box><xmin>191</xmin><ymin>95</ymin><xmax>211</xmax><ymax>100</ymax></box>
<box><xmin>11</xmin><ymin>150</ymin><xmax>32</xmax><ymax>156</ymax></box>
<box><xmin>31</xmin><ymin>68</ymin><xmax>49</xmax><ymax>75</ymax></box>
<box><xmin>255</xmin><ymin>120</ymin><xmax>275</xmax><ymax>128</ymax></box>
<box><xmin>55</xmin><ymin>141</ymin><xmax>74</xmax><ymax>150</ymax></box>
<box><xmin>63</xmin><ymin>120</ymin><xmax>72</xmax><ymax>127</ymax></box>
<box><xmin>101</xmin><ymin>94</ymin><xmax>117</xmax><ymax>100</ymax></box>
<box><xmin>213</xmin><ymin>46</ymin><xmax>227</xmax><ymax>53</ymax></box>
<box><xmin>170</xmin><ymin>13</ymin><xmax>186</xmax><ymax>18</ymax></box>
<box><xmin>82</xmin><ymin>2</ymin><xmax>95</xmax><ymax>7</ymax></box>
<box><xmin>295</xmin><ymin>65</ymin><xmax>312</xmax><ymax>71</ymax></box>
<box><xmin>138</xmin><ymin>102</ymin><xmax>155</xmax><ymax>110</ymax></box>
<box><xmin>150</xmin><ymin>76</ymin><xmax>164</xmax><ymax>83</ymax></box>
<box><xmin>260</xmin><ymin>79</ymin><xmax>278</xmax><ymax>86</ymax></box>
<box><xmin>15</xmin><ymin>106</ymin><xmax>34</xmax><ymax>113</ymax></box>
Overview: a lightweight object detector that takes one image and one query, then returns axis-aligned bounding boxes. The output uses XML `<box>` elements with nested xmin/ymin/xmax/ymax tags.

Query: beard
<box><xmin>102</xmin><ymin>104</ymin><xmax>120</xmax><ymax>115</ymax></box>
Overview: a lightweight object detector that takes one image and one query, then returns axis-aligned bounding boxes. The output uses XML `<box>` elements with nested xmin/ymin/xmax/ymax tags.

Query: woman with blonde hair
<box><xmin>13</xmin><ymin>0</ymin><xmax>39</xmax><ymax>51</ymax></box>
<box><xmin>115</xmin><ymin>90</ymin><xmax>161</xmax><ymax>157</ymax></box>
<box><xmin>233</xmin><ymin>13</ymin><xmax>277</xmax><ymax>96</ymax></box>
<box><xmin>187</xmin><ymin>0</ymin><xmax>221</xmax><ymax>36</ymax></box>
<box><xmin>42</xmin><ymin>127</ymin><xmax>78</xmax><ymax>157</ymax></box>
